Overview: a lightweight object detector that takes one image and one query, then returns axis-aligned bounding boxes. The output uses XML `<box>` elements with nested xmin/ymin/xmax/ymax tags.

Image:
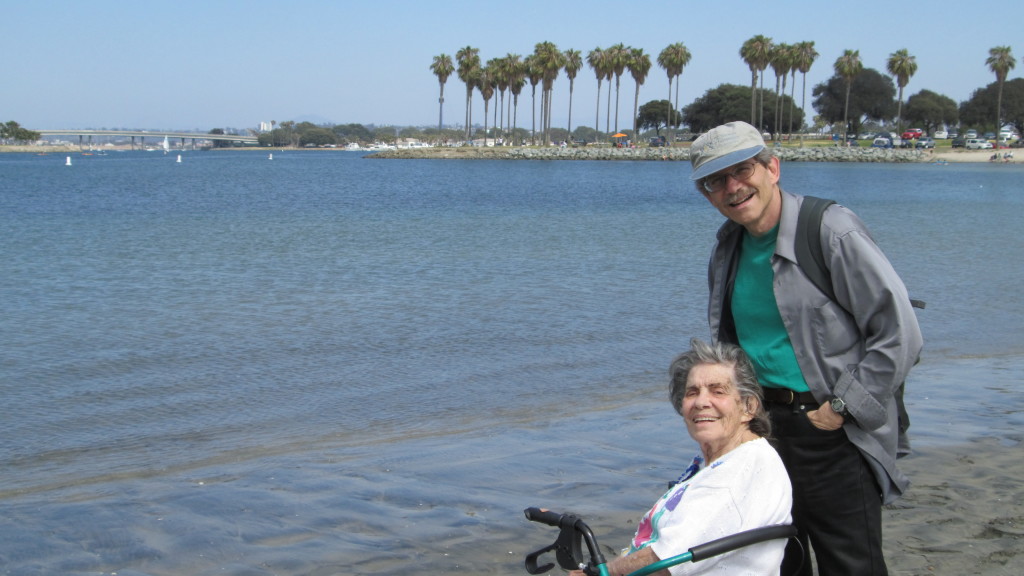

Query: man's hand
<box><xmin>807</xmin><ymin>401</ymin><xmax>845</xmax><ymax>431</ymax></box>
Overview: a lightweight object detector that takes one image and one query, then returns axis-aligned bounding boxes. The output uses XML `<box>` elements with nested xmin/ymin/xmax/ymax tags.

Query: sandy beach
<box><xmin>929</xmin><ymin>149</ymin><xmax>1017</xmax><ymax>163</ymax></box>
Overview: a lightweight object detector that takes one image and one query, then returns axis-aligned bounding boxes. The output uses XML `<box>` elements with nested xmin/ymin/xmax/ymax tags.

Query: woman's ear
<box><xmin>742</xmin><ymin>398</ymin><xmax>756</xmax><ymax>421</ymax></box>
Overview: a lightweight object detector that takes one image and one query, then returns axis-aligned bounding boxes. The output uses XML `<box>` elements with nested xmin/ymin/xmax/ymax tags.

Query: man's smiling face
<box><xmin>702</xmin><ymin>155</ymin><xmax>783</xmax><ymax>237</ymax></box>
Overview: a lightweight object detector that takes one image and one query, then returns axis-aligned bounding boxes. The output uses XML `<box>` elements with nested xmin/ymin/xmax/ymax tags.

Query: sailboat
<box><xmin>162</xmin><ymin>136</ymin><xmax>170</xmax><ymax>154</ymax></box>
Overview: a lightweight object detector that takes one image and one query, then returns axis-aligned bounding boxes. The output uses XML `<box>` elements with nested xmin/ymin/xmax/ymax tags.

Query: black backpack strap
<box><xmin>795</xmin><ymin>196</ymin><xmax>836</xmax><ymax>302</ymax></box>
<box><xmin>796</xmin><ymin>196</ymin><xmax>925</xmax><ymax>310</ymax></box>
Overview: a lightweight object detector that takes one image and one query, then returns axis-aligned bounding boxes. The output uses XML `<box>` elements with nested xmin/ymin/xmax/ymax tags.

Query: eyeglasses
<box><xmin>700</xmin><ymin>161</ymin><xmax>759</xmax><ymax>194</ymax></box>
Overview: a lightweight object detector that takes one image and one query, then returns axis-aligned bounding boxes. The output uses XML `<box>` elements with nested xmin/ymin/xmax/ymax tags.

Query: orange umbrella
<box><xmin>612</xmin><ymin>133</ymin><xmax>628</xmax><ymax>138</ymax></box>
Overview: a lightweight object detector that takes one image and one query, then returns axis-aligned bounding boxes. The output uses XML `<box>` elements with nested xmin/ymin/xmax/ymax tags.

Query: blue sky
<box><xmin>7</xmin><ymin>0</ymin><xmax>1022</xmax><ymax>132</ymax></box>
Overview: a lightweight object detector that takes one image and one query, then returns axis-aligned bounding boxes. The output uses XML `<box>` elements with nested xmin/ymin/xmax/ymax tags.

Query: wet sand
<box><xmin>1</xmin><ymin>360</ymin><xmax>1020</xmax><ymax>575</ymax></box>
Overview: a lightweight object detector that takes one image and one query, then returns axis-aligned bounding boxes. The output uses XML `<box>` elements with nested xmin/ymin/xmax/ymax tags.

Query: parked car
<box><xmin>951</xmin><ymin>137</ymin><xmax>966</xmax><ymax>148</ymax></box>
<box><xmin>648</xmin><ymin>136</ymin><xmax>668</xmax><ymax>147</ymax></box>
<box><xmin>948</xmin><ymin>131</ymin><xmax>959</xmax><ymax>139</ymax></box>
<box><xmin>965</xmin><ymin>129</ymin><xmax>978</xmax><ymax>139</ymax></box>
<box><xmin>901</xmin><ymin>128</ymin><xmax>923</xmax><ymax>140</ymax></box>
<box><xmin>871</xmin><ymin>136</ymin><xmax>893</xmax><ymax>149</ymax></box>
<box><xmin>915</xmin><ymin>137</ymin><xmax>936</xmax><ymax>149</ymax></box>
<box><xmin>933</xmin><ymin>130</ymin><xmax>948</xmax><ymax>139</ymax></box>
<box><xmin>966</xmin><ymin>138</ymin><xmax>993</xmax><ymax>150</ymax></box>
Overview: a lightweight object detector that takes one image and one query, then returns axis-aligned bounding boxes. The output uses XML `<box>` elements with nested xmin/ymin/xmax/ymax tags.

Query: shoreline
<box><xmin>2</xmin><ymin>144</ymin><xmax>1015</xmax><ymax>164</ymax></box>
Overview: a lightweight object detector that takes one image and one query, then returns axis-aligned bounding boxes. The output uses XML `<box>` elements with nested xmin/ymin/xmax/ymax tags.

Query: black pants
<box><xmin>767</xmin><ymin>402</ymin><xmax>887</xmax><ymax>576</ymax></box>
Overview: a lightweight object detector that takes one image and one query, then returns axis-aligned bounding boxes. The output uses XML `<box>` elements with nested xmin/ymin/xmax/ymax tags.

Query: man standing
<box><xmin>690</xmin><ymin>121</ymin><xmax>922</xmax><ymax>575</ymax></box>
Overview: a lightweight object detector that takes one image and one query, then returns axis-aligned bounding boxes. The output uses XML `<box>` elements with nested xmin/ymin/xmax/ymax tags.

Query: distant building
<box><xmin>259</xmin><ymin>122</ymin><xmax>273</xmax><ymax>133</ymax></box>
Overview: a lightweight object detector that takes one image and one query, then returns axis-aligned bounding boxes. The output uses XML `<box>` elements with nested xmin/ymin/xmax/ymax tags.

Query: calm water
<box><xmin>1</xmin><ymin>150</ymin><xmax>1022</xmax><ymax>575</ymax></box>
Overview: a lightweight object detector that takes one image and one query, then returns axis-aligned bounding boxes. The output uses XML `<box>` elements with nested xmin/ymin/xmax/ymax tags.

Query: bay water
<box><xmin>1</xmin><ymin>150</ymin><xmax>1022</xmax><ymax>575</ymax></box>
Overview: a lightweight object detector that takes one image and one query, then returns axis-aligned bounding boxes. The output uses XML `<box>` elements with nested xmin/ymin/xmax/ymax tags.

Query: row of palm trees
<box><xmin>431</xmin><ymin>39</ymin><xmax>1018</xmax><ymax>146</ymax></box>
<box><xmin>430</xmin><ymin>42</ymin><xmax>691</xmax><ymax>145</ymax></box>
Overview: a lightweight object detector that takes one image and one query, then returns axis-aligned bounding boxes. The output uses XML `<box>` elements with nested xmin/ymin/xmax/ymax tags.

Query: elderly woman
<box><xmin>572</xmin><ymin>339</ymin><xmax>792</xmax><ymax>576</ymax></box>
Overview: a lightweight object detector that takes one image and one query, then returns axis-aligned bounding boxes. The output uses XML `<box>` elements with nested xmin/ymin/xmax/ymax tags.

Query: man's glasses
<box><xmin>701</xmin><ymin>161</ymin><xmax>759</xmax><ymax>194</ymax></box>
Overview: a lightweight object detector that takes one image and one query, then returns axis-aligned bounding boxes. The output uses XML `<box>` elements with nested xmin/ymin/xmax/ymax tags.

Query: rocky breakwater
<box><xmin>368</xmin><ymin>145</ymin><xmax>930</xmax><ymax>163</ymax></box>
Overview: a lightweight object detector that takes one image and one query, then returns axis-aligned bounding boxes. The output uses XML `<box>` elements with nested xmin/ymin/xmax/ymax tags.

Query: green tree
<box><xmin>740</xmin><ymin>35</ymin><xmax>773</xmax><ymax>129</ymax></box>
<box><xmin>456</xmin><ymin>46</ymin><xmax>481</xmax><ymax>141</ymax></box>
<box><xmin>683</xmin><ymin>84</ymin><xmax>800</xmax><ymax>134</ymax></box>
<box><xmin>208</xmin><ymin>128</ymin><xmax>230</xmax><ymax>148</ymax></box>
<box><xmin>627</xmin><ymin>47</ymin><xmax>652</xmax><ymax>137</ymax></box>
<box><xmin>570</xmin><ymin>125</ymin><xmax>601</xmax><ymax>144</ymax></box>
<box><xmin>299</xmin><ymin>127</ymin><xmax>337</xmax><ymax>147</ymax></box>
<box><xmin>657</xmin><ymin>42</ymin><xmax>692</xmax><ymax>137</ymax></box>
<box><xmin>1</xmin><ymin>120</ymin><xmax>41</xmax><ymax>143</ymax></box>
<box><xmin>332</xmin><ymin>123</ymin><xmax>373</xmax><ymax>143</ymax></box>
<box><xmin>886</xmin><ymin>49</ymin><xmax>918</xmax><ymax>136</ymax></box>
<box><xmin>986</xmin><ymin>46</ymin><xmax>1016</xmax><ymax>138</ymax></box>
<box><xmin>637</xmin><ymin>99</ymin><xmax>677</xmax><ymax>134</ymax></box>
<box><xmin>563</xmin><ymin>49</ymin><xmax>583</xmax><ymax>137</ymax></box>
<box><xmin>960</xmin><ymin>78</ymin><xmax>1024</xmax><ymax>138</ymax></box>
<box><xmin>904</xmin><ymin>89</ymin><xmax>958</xmax><ymax>134</ymax></box>
<box><xmin>833</xmin><ymin>49</ymin><xmax>864</xmax><ymax>139</ymax></box>
<box><xmin>812</xmin><ymin>67</ymin><xmax>895</xmax><ymax>139</ymax></box>
<box><xmin>430</xmin><ymin>54</ymin><xmax>455</xmax><ymax>133</ymax></box>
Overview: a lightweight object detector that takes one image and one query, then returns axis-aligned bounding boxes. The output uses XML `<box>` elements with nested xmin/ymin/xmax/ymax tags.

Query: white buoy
<box><xmin>268</xmin><ymin>153</ymin><xmax>273</xmax><ymax>160</ymax></box>
<box><xmin>66</xmin><ymin>156</ymin><xmax>72</xmax><ymax>166</ymax></box>
<box><xmin>176</xmin><ymin>154</ymin><xmax>182</xmax><ymax>163</ymax></box>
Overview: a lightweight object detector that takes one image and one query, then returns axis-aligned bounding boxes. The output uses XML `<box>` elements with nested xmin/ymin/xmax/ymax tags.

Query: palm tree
<box><xmin>986</xmin><ymin>46</ymin><xmax>1016</xmax><ymax>143</ymax></box>
<box><xmin>587</xmin><ymin>47</ymin><xmax>606</xmax><ymax>139</ymax></box>
<box><xmin>563</xmin><ymin>49</ymin><xmax>583</xmax><ymax>139</ymax></box>
<box><xmin>608</xmin><ymin>43</ymin><xmax>629</xmax><ymax>133</ymax></box>
<box><xmin>657</xmin><ymin>42</ymin><xmax>692</xmax><ymax>140</ymax></box>
<box><xmin>834</xmin><ymin>49</ymin><xmax>863</xmax><ymax>141</ymax></box>
<box><xmin>740</xmin><ymin>35</ymin><xmax>773</xmax><ymax>128</ymax></box>
<box><xmin>769</xmin><ymin>43</ymin><xmax>791</xmax><ymax>140</ymax></box>
<box><xmin>478</xmin><ymin>66</ymin><xmax>495</xmax><ymax>146</ymax></box>
<box><xmin>504</xmin><ymin>54</ymin><xmax>524</xmax><ymax>145</ymax></box>
<box><xmin>430</xmin><ymin>54</ymin><xmax>454</xmax><ymax>134</ymax></box>
<box><xmin>487</xmin><ymin>57</ymin><xmax>505</xmax><ymax>141</ymax></box>
<box><xmin>627</xmin><ymin>47</ymin><xmax>652</xmax><ymax>138</ymax></box>
<box><xmin>792</xmin><ymin>41</ymin><xmax>818</xmax><ymax>143</ymax></box>
<box><xmin>533</xmin><ymin>41</ymin><xmax>564</xmax><ymax>145</ymax></box>
<box><xmin>456</xmin><ymin>46</ymin><xmax>481</xmax><ymax>142</ymax></box>
<box><xmin>489</xmin><ymin>57</ymin><xmax>508</xmax><ymax>141</ymax></box>
<box><xmin>525</xmin><ymin>54</ymin><xmax>542</xmax><ymax>145</ymax></box>
<box><xmin>508</xmin><ymin>56</ymin><xmax>527</xmax><ymax>146</ymax></box>
<box><xmin>886</xmin><ymin>49</ymin><xmax>917</xmax><ymax>137</ymax></box>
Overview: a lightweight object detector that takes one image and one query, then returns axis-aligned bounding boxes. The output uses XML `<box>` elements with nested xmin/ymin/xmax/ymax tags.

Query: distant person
<box><xmin>569</xmin><ymin>339</ymin><xmax>792</xmax><ymax>576</ymax></box>
<box><xmin>689</xmin><ymin>121</ymin><xmax>923</xmax><ymax>575</ymax></box>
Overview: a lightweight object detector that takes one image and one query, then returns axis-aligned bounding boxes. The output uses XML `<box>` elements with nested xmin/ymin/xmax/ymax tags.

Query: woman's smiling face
<box><xmin>682</xmin><ymin>362</ymin><xmax>754</xmax><ymax>461</ymax></box>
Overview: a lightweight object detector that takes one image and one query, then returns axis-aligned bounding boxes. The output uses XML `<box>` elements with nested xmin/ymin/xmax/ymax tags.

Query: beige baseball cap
<box><xmin>689</xmin><ymin>121</ymin><xmax>767</xmax><ymax>181</ymax></box>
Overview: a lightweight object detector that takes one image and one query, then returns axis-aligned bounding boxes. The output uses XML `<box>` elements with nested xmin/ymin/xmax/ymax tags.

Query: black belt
<box><xmin>762</xmin><ymin>388</ymin><xmax>817</xmax><ymax>405</ymax></box>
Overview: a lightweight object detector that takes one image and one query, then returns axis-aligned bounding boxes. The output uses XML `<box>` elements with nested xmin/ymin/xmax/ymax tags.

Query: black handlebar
<box><xmin>523</xmin><ymin>508</ymin><xmax>606</xmax><ymax>574</ymax></box>
<box><xmin>689</xmin><ymin>524</ymin><xmax>797</xmax><ymax>562</ymax></box>
<box><xmin>523</xmin><ymin>507</ymin><xmax>564</xmax><ymax>527</ymax></box>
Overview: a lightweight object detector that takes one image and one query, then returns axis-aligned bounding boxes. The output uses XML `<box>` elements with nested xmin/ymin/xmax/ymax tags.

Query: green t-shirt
<box><xmin>731</xmin><ymin>225</ymin><xmax>809</xmax><ymax>392</ymax></box>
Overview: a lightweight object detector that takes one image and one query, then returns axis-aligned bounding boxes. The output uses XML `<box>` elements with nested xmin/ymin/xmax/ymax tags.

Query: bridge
<box><xmin>36</xmin><ymin>129</ymin><xmax>260</xmax><ymax>149</ymax></box>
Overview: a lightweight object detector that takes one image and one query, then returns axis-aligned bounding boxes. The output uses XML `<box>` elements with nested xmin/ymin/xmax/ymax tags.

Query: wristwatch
<box><xmin>830</xmin><ymin>396</ymin><xmax>849</xmax><ymax>418</ymax></box>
